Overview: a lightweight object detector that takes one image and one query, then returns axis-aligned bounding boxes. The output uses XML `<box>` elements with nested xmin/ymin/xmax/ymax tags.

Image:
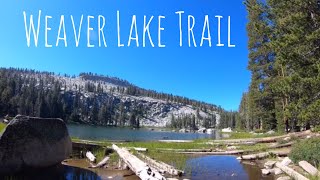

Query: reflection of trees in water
<box><xmin>184</xmin><ymin>156</ymin><xmax>276</xmax><ymax>180</ymax></box>
<box><xmin>0</xmin><ymin>164</ymin><xmax>101</xmax><ymax>180</ymax></box>
<box><xmin>184</xmin><ymin>157</ymin><xmax>231</xmax><ymax>180</ymax></box>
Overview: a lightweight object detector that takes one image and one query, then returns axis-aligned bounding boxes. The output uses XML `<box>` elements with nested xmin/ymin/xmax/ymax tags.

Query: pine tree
<box><xmin>269</xmin><ymin>0</ymin><xmax>320</xmax><ymax>131</ymax></box>
<box><xmin>245</xmin><ymin>0</ymin><xmax>276</xmax><ymax>131</ymax></box>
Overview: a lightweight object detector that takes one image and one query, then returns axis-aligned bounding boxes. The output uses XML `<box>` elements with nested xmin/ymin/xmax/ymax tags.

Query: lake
<box><xmin>67</xmin><ymin>124</ymin><xmax>224</xmax><ymax>141</ymax></box>
<box><xmin>184</xmin><ymin>155</ymin><xmax>272</xmax><ymax>180</ymax></box>
<box><xmin>0</xmin><ymin>156</ymin><xmax>272</xmax><ymax>180</ymax></box>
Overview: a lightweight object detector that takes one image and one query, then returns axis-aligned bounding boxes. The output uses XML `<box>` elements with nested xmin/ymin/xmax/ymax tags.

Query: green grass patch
<box><xmin>92</xmin><ymin>148</ymin><xmax>106</xmax><ymax>162</ymax></box>
<box><xmin>108</xmin><ymin>152</ymin><xmax>120</xmax><ymax>165</ymax></box>
<box><xmin>290</xmin><ymin>138</ymin><xmax>320</xmax><ymax>167</ymax></box>
<box><xmin>139</xmin><ymin>150</ymin><xmax>189</xmax><ymax>170</ymax></box>
<box><xmin>238</xmin><ymin>143</ymin><xmax>268</xmax><ymax>152</ymax></box>
<box><xmin>0</xmin><ymin>123</ymin><xmax>7</xmax><ymax>133</ymax></box>
<box><xmin>312</xmin><ymin>126</ymin><xmax>320</xmax><ymax>133</ymax></box>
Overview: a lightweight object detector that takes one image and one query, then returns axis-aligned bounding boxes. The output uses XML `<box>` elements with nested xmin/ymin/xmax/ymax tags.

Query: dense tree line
<box><xmin>170</xmin><ymin>109</ymin><xmax>217</xmax><ymax>129</ymax></box>
<box><xmin>80</xmin><ymin>73</ymin><xmax>218</xmax><ymax>113</ymax></box>
<box><xmin>0</xmin><ymin>68</ymin><xmax>220</xmax><ymax>128</ymax></box>
<box><xmin>237</xmin><ymin>0</ymin><xmax>320</xmax><ymax>132</ymax></box>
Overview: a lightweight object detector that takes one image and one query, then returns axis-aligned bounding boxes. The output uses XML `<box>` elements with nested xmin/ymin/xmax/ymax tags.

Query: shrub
<box><xmin>312</xmin><ymin>126</ymin><xmax>320</xmax><ymax>133</ymax></box>
<box><xmin>290</xmin><ymin>138</ymin><xmax>320</xmax><ymax>167</ymax></box>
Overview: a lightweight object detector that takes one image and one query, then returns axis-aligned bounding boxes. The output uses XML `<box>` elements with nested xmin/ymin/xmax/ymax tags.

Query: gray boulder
<box><xmin>0</xmin><ymin>115</ymin><xmax>72</xmax><ymax>174</ymax></box>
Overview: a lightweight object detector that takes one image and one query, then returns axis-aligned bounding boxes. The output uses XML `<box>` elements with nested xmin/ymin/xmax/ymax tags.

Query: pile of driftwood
<box><xmin>82</xmin><ymin>144</ymin><xmax>184</xmax><ymax>179</ymax></box>
<box><xmin>85</xmin><ymin>151</ymin><xmax>110</xmax><ymax>168</ymax></box>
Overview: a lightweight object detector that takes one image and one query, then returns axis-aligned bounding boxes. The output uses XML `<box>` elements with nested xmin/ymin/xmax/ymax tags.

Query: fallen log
<box><xmin>275</xmin><ymin>162</ymin><xmax>309</xmax><ymax>180</ymax></box>
<box><xmin>112</xmin><ymin>144</ymin><xmax>166</xmax><ymax>180</ymax></box>
<box><xmin>137</xmin><ymin>152</ymin><xmax>183</xmax><ymax>176</ymax></box>
<box><xmin>86</xmin><ymin>151</ymin><xmax>96</xmax><ymax>163</ymax></box>
<box><xmin>212</xmin><ymin>130</ymin><xmax>312</xmax><ymax>144</ymax></box>
<box><xmin>89</xmin><ymin>156</ymin><xmax>110</xmax><ymax>168</ymax></box>
<box><xmin>158</xmin><ymin>140</ymin><xmax>193</xmax><ymax>143</ymax></box>
<box><xmin>204</xmin><ymin>141</ymin><xmax>257</xmax><ymax>146</ymax></box>
<box><xmin>269</xmin><ymin>142</ymin><xmax>294</xmax><ymax>149</ymax></box>
<box><xmin>177</xmin><ymin>150</ymin><xmax>245</xmax><ymax>155</ymax></box>
<box><xmin>125</xmin><ymin>147</ymin><xmax>148</xmax><ymax>152</ymax></box>
<box><xmin>239</xmin><ymin>152</ymin><xmax>270</xmax><ymax>160</ymax></box>
<box><xmin>239</xmin><ymin>150</ymin><xmax>290</xmax><ymax>160</ymax></box>
<box><xmin>72</xmin><ymin>142</ymin><xmax>102</xmax><ymax>150</ymax></box>
<box><xmin>298</xmin><ymin>161</ymin><xmax>320</xmax><ymax>176</ymax></box>
<box><xmin>156</xmin><ymin>148</ymin><xmax>212</xmax><ymax>152</ymax></box>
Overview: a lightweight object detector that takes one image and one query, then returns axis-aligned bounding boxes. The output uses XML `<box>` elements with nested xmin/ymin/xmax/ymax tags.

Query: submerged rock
<box><xmin>0</xmin><ymin>115</ymin><xmax>72</xmax><ymax>174</ymax></box>
<box><xmin>262</xmin><ymin>169</ymin><xmax>271</xmax><ymax>175</ymax></box>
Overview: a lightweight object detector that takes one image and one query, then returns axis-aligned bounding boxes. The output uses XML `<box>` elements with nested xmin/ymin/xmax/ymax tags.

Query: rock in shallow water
<box><xmin>264</xmin><ymin>161</ymin><xmax>276</xmax><ymax>169</ymax></box>
<box><xmin>262</xmin><ymin>169</ymin><xmax>271</xmax><ymax>175</ymax></box>
<box><xmin>0</xmin><ymin>115</ymin><xmax>72</xmax><ymax>174</ymax></box>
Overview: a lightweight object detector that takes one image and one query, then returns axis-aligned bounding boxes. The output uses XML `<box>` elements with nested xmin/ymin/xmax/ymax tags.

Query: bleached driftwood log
<box><xmin>178</xmin><ymin>150</ymin><xmax>245</xmax><ymax>155</ymax></box>
<box><xmin>112</xmin><ymin>144</ymin><xmax>166</xmax><ymax>180</ymax></box>
<box><xmin>137</xmin><ymin>152</ymin><xmax>183</xmax><ymax>176</ymax></box>
<box><xmin>125</xmin><ymin>147</ymin><xmax>148</xmax><ymax>152</ymax></box>
<box><xmin>239</xmin><ymin>152</ymin><xmax>271</xmax><ymax>160</ymax></box>
<box><xmin>158</xmin><ymin>140</ymin><xmax>193</xmax><ymax>143</ymax></box>
<box><xmin>204</xmin><ymin>141</ymin><xmax>257</xmax><ymax>146</ymax></box>
<box><xmin>275</xmin><ymin>162</ymin><xmax>309</xmax><ymax>180</ymax></box>
<box><xmin>86</xmin><ymin>151</ymin><xmax>96</xmax><ymax>163</ymax></box>
<box><xmin>212</xmin><ymin>130</ymin><xmax>312</xmax><ymax>144</ymax></box>
<box><xmin>239</xmin><ymin>151</ymin><xmax>289</xmax><ymax>160</ymax></box>
<box><xmin>298</xmin><ymin>161</ymin><xmax>320</xmax><ymax>176</ymax></box>
<box><xmin>268</xmin><ymin>142</ymin><xmax>294</xmax><ymax>149</ymax></box>
<box><xmin>89</xmin><ymin>156</ymin><xmax>110</xmax><ymax>168</ymax></box>
<box><xmin>156</xmin><ymin>148</ymin><xmax>212</xmax><ymax>152</ymax></box>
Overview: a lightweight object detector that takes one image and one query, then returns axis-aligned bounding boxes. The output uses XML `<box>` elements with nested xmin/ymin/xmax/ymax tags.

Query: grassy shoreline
<box><xmin>0</xmin><ymin>122</ymin><xmax>6</xmax><ymax>133</ymax></box>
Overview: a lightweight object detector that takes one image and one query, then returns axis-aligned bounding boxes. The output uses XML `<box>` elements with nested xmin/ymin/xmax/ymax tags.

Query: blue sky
<box><xmin>0</xmin><ymin>0</ymin><xmax>250</xmax><ymax>111</ymax></box>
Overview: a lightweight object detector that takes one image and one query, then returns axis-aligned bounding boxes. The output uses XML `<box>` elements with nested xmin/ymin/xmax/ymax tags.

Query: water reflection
<box><xmin>0</xmin><ymin>164</ymin><xmax>101</xmax><ymax>180</ymax></box>
<box><xmin>184</xmin><ymin>156</ymin><xmax>273</xmax><ymax>180</ymax></box>
<box><xmin>68</xmin><ymin>124</ymin><xmax>220</xmax><ymax>141</ymax></box>
<box><xmin>0</xmin><ymin>156</ymin><xmax>271</xmax><ymax>180</ymax></box>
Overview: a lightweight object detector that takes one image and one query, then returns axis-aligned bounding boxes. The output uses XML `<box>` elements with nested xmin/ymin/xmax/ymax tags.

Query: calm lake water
<box><xmin>67</xmin><ymin>124</ymin><xmax>223</xmax><ymax>141</ymax></box>
<box><xmin>0</xmin><ymin>156</ymin><xmax>272</xmax><ymax>180</ymax></box>
<box><xmin>184</xmin><ymin>156</ymin><xmax>273</xmax><ymax>180</ymax></box>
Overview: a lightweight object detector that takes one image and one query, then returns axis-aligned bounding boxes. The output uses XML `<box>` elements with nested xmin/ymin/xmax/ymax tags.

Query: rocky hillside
<box><xmin>0</xmin><ymin>68</ymin><xmax>221</xmax><ymax>128</ymax></box>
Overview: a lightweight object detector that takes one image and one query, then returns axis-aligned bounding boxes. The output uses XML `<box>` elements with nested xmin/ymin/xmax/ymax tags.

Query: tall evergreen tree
<box><xmin>244</xmin><ymin>0</ymin><xmax>276</xmax><ymax>131</ymax></box>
